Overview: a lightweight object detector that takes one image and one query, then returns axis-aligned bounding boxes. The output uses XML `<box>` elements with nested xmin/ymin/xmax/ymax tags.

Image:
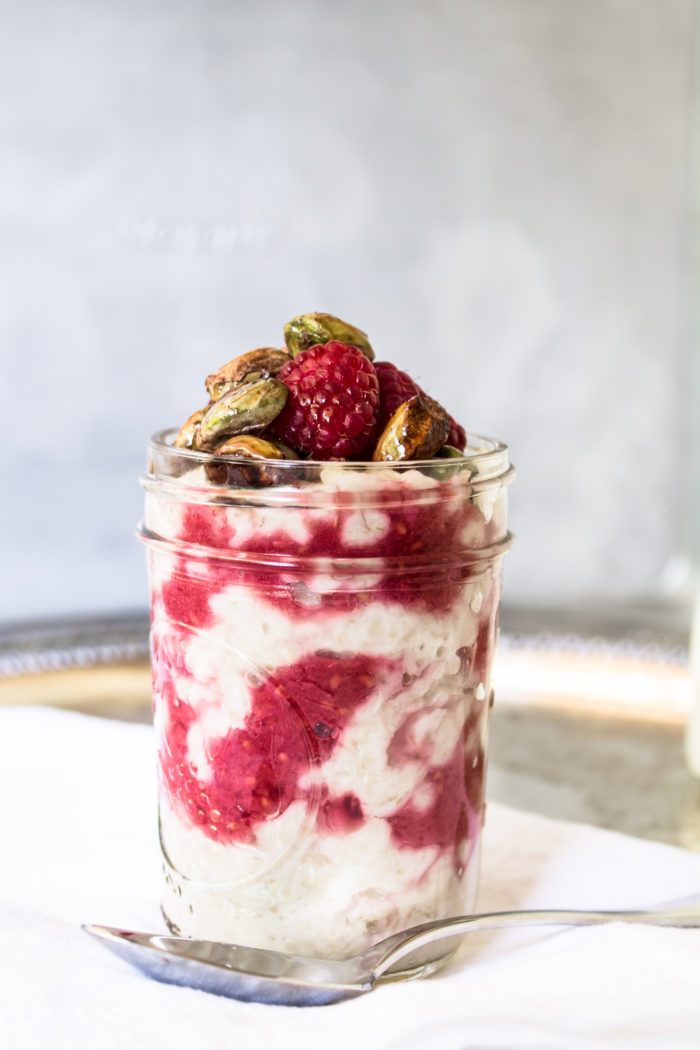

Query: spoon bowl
<box><xmin>84</xmin><ymin>894</ymin><xmax>700</xmax><ymax>1007</ymax></box>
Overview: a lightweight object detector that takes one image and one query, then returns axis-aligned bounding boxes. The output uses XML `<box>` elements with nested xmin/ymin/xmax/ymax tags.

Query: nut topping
<box><xmin>204</xmin><ymin>434</ymin><xmax>298</xmax><ymax>487</ymax></box>
<box><xmin>284</xmin><ymin>313</ymin><xmax>374</xmax><ymax>360</ymax></box>
<box><xmin>196</xmin><ymin>379</ymin><xmax>288</xmax><ymax>451</ymax></box>
<box><xmin>205</xmin><ymin>348</ymin><xmax>291</xmax><ymax>401</ymax></box>
<box><xmin>372</xmin><ymin>396</ymin><xmax>450</xmax><ymax>462</ymax></box>
<box><xmin>209</xmin><ymin>435</ymin><xmax>296</xmax><ymax>460</ymax></box>
<box><xmin>173</xmin><ymin>408</ymin><xmax>206</xmax><ymax>449</ymax></box>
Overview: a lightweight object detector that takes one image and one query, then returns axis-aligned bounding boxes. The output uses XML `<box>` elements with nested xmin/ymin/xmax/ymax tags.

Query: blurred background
<box><xmin>1</xmin><ymin>0</ymin><xmax>699</xmax><ymax>842</ymax></box>
<box><xmin>0</xmin><ymin>2</ymin><xmax>698</xmax><ymax>682</ymax></box>
<box><xmin>1</xmin><ymin>0</ymin><xmax>698</xmax><ymax>618</ymax></box>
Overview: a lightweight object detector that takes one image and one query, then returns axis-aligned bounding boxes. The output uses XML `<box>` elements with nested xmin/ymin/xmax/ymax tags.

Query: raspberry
<box><xmin>446</xmin><ymin>418</ymin><xmax>467</xmax><ymax>451</ymax></box>
<box><xmin>374</xmin><ymin>360</ymin><xmax>467</xmax><ymax>451</ymax></box>
<box><xmin>374</xmin><ymin>361</ymin><xmax>421</xmax><ymax>429</ymax></box>
<box><xmin>273</xmin><ymin>342</ymin><xmax>379</xmax><ymax>460</ymax></box>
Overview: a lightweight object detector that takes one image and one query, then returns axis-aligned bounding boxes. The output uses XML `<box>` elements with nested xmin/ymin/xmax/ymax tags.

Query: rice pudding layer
<box><xmin>143</xmin><ymin>457</ymin><xmax>509</xmax><ymax>959</ymax></box>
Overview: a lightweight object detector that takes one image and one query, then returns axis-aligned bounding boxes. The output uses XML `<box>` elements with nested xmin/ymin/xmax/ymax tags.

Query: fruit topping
<box><xmin>446</xmin><ymin>418</ymin><xmax>467</xmax><ymax>452</ymax></box>
<box><xmin>271</xmin><ymin>341</ymin><xmax>380</xmax><ymax>460</ymax></box>
<box><xmin>373</xmin><ymin>361</ymin><xmax>422</xmax><ymax>430</ymax></box>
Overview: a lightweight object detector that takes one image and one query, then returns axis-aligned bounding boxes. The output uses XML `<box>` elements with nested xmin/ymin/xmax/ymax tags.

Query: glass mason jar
<box><xmin>139</xmin><ymin>430</ymin><xmax>513</xmax><ymax>974</ymax></box>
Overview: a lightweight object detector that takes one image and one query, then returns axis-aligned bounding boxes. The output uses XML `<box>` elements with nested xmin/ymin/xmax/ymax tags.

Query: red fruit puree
<box><xmin>151</xmin><ymin>487</ymin><xmax>496</xmax><ymax>877</ymax></box>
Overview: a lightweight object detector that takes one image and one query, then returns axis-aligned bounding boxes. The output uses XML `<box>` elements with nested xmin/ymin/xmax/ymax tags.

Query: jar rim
<box><xmin>143</xmin><ymin>428</ymin><xmax>514</xmax><ymax>508</ymax></box>
<box><xmin>148</xmin><ymin>428</ymin><xmax>511</xmax><ymax>471</ymax></box>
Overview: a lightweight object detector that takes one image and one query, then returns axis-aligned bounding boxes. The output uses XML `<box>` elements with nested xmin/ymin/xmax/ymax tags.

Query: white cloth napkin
<box><xmin>1</xmin><ymin>705</ymin><xmax>699</xmax><ymax>1050</ymax></box>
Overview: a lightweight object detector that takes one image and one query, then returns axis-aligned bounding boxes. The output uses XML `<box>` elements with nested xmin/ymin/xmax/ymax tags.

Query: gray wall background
<box><xmin>1</xmin><ymin>0</ymin><xmax>698</xmax><ymax>621</ymax></box>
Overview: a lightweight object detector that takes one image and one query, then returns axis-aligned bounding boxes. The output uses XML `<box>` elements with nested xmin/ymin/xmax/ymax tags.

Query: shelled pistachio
<box><xmin>283</xmin><ymin>312</ymin><xmax>374</xmax><ymax>360</ymax></box>
<box><xmin>196</xmin><ymin>379</ymin><xmax>288</xmax><ymax>451</ymax></box>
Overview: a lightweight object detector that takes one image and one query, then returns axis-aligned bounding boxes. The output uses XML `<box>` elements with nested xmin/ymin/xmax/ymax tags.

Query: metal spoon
<box><xmin>84</xmin><ymin>895</ymin><xmax>700</xmax><ymax>1007</ymax></box>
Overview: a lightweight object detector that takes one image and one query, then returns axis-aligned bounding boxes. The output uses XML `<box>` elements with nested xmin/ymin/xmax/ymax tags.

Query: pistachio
<box><xmin>172</xmin><ymin>408</ymin><xmax>206</xmax><ymax>449</ymax></box>
<box><xmin>211</xmin><ymin>435</ymin><xmax>296</xmax><ymax>460</ymax></box>
<box><xmin>372</xmin><ymin>396</ymin><xmax>450</xmax><ymax>462</ymax></box>
<box><xmin>284</xmin><ymin>312</ymin><xmax>374</xmax><ymax>360</ymax></box>
<box><xmin>204</xmin><ymin>435</ymin><xmax>298</xmax><ymax>488</ymax></box>
<box><xmin>196</xmin><ymin>379</ymin><xmax>288</xmax><ymax>451</ymax></box>
<box><xmin>205</xmin><ymin>348</ymin><xmax>291</xmax><ymax>401</ymax></box>
<box><xmin>429</xmin><ymin>443</ymin><xmax>472</xmax><ymax>480</ymax></box>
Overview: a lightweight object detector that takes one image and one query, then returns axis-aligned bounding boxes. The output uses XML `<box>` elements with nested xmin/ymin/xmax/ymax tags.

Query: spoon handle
<box><xmin>371</xmin><ymin>894</ymin><xmax>700</xmax><ymax>978</ymax></box>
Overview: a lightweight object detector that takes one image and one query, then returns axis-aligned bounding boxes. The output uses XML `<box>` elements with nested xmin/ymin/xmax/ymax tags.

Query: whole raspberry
<box><xmin>374</xmin><ymin>360</ymin><xmax>467</xmax><ymax>452</ymax></box>
<box><xmin>273</xmin><ymin>341</ymin><xmax>380</xmax><ymax>460</ymax></box>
